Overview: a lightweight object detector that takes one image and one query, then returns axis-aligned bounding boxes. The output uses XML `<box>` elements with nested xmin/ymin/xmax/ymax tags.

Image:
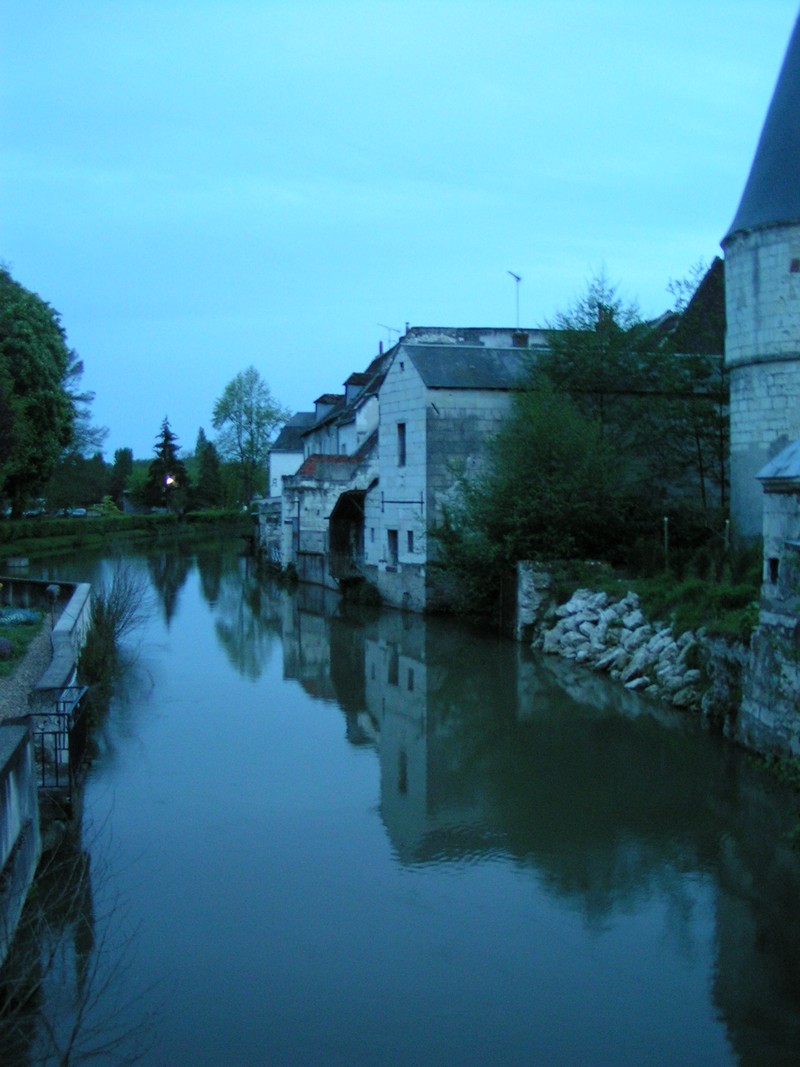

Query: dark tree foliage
<box><xmin>193</xmin><ymin>427</ymin><xmax>224</xmax><ymax>509</ymax></box>
<box><xmin>144</xmin><ymin>417</ymin><xmax>189</xmax><ymax>511</ymax></box>
<box><xmin>431</xmin><ymin>269</ymin><xmax>730</xmax><ymax>618</ymax></box>
<box><xmin>432</xmin><ymin>378</ymin><xmax>636</xmax><ymax>620</ymax></box>
<box><xmin>44</xmin><ymin>451</ymin><xmax>109</xmax><ymax>510</ymax></box>
<box><xmin>0</xmin><ymin>267</ymin><xmax>76</xmax><ymax>512</ymax></box>
<box><xmin>109</xmin><ymin>447</ymin><xmax>134</xmax><ymax>508</ymax></box>
<box><xmin>539</xmin><ymin>270</ymin><xmax>727</xmax><ymax>515</ymax></box>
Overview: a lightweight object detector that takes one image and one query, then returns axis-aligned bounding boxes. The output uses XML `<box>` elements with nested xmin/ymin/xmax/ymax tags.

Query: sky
<box><xmin>1</xmin><ymin>1</ymin><xmax>799</xmax><ymax>460</ymax></box>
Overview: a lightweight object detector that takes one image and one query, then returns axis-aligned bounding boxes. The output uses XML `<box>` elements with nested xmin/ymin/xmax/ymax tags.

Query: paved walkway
<box><xmin>0</xmin><ymin>624</ymin><xmax>53</xmax><ymax>724</ymax></box>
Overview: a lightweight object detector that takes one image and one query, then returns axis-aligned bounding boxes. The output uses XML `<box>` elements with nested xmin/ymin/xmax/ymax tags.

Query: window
<box><xmin>768</xmin><ymin>557</ymin><xmax>780</xmax><ymax>584</ymax></box>
<box><xmin>387</xmin><ymin>529</ymin><xmax>398</xmax><ymax>567</ymax></box>
<box><xmin>370</xmin><ymin>527</ymin><xmax>375</xmax><ymax>543</ymax></box>
<box><xmin>397</xmin><ymin>422</ymin><xmax>406</xmax><ymax>466</ymax></box>
<box><xmin>407</xmin><ymin>530</ymin><xmax>414</xmax><ymax>554</ymax></box>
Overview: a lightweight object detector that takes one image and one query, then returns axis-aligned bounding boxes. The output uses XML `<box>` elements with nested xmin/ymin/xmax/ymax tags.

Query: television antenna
<box><xmin>507</xmin><ymin>271</ymin><xmax>521</xmax><ymax>329</ymax></box>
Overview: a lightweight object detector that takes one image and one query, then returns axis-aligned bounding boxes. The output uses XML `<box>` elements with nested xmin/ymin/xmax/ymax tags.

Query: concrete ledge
<box><xmin>35</xmin><ymin>583</ymin><xmax>91</xmax><ymax>695</ymax></box>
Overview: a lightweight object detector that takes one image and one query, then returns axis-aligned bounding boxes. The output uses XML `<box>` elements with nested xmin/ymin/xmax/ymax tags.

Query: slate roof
<box><xmin>271</xmin><ymin>412</ymin><xmax>315</xmax><ymax>452</ymax></box>
<box><xmin>402</xmin><ymin>344</ymin><xmax>529</xmax><ymax>390</ymax></box>
<box><xmin>757</xmin><ymin>437</ymin><xmax>800</xmax><ymax>485</ymax></box>
<box><xmin>725</xmin><ymin>16</ymin><xmax>800</xmax><ymax>240</ymax></box>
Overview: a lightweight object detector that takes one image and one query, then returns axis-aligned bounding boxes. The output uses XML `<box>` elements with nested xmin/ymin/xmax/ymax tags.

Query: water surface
<box><xmin>22</xmin><ymin>546</ymin><xmax>800</xmax><ymax>1064</ymax></box>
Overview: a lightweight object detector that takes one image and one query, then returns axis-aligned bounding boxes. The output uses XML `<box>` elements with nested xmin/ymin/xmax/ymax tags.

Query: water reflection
<box><xmin>22</xmin><ymin>548</ymin><xmax>800</xmax><ymax>1064</ymax></box>
<box><xmin>272</xmin><ymin>585</ymin><xmax>800</xmax><ymax>1066</ymax></box>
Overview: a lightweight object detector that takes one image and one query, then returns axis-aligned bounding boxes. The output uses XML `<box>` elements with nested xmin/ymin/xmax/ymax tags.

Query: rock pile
<box><xmin>534</xmin><ymin>588</ymin><xmax>706</xmax><ymax>712</ymax></box>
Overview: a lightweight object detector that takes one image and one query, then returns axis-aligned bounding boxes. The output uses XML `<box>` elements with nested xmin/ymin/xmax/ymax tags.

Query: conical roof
<box><xmin>725</xmin><ymin>16</ymin><xmax>800</xmax><ymax>241</ymax></box>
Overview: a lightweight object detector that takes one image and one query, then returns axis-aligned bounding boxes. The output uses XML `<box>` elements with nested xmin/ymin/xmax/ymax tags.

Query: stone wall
<box><xmin>724</xmin><ymin>226</ymin><xmax>800</xmax><ymax>536</ymax></box>
<box><xmin>0</xmin><ymin>721</ymin><xmax>40</xmax><ymax>968</ymax></box>
<box><xmin>739</xmin><ymin>612</ymin><xmax>800</xmax><ymax>757</ymax></box>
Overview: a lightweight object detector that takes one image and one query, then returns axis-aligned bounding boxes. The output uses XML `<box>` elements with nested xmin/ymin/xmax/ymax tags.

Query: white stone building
<box><xmin>267</xmin><ymin>412</ymin><xmax>314</xmax><ymax>498</ymax></box>
<box><xmin>361</xmin><ymin>327</ymin><xmax>543</xmax><ymax>611</ymax></box>
<box><xmin>722</xmin><ymin>14</ymin><xmax>800</xmax><ymax>538</ymax></box>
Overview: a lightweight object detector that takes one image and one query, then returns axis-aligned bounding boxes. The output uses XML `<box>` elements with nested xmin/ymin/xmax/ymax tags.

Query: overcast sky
<box><xmin>2</xmin><ymin>1</ymin><xmax>798</xmax><ymax>460</ymax></box>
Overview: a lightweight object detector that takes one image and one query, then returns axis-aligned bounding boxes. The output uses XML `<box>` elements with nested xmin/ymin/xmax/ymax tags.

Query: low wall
<box><xmin>0</xmin><ymin>721</ymin><xmax>41</xmax><ymax>968</ymax></box>
<box><xmin>739</xmin><ymin>611</ymin><xmax>800</xmax><ymax>757</ymax></box>
<box><xmin>32</xmin><ymin>582</ymin><xmax>91</xmax><ymax>701</ymax></box>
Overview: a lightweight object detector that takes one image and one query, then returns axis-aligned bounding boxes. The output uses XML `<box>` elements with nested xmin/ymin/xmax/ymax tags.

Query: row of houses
<box><xmin>256</xmin><ymin>325</ymin><xmax>548</xmax><ymax>611</ymax></box>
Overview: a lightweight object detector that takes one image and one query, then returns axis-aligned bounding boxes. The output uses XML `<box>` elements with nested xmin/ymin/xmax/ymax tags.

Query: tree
<box><xmin>0</xmin><ymin>267</ymin><xmax>77</xmax><ymax>512</ymax></box>
<box><xmin>212</xmin><ymin>367</ymin><xmax>289</xmax><ymax>503</ymax></box>
<box><xmin>108</xmin><ymin>447</ymin><xmax>134</xmax><ymax>509</ymax></box>
<box><xmin>44</xmin><ymin>451</ymin><xmax>109</xmax><ymax>511</ymax></box>
<box><xmin>431</xmin><ymin>377</ymin><xmax>635</xmax><ymax>619</ymax></box>
<box><xmin>540</xmin><ymin>270</ymin><xmax>728</xmax><ymax>518</ymax></box>
<box><xmin>193</xmin><ymin>428</ymin><xmax>224</xmax><ymax>509</ymax></box>
<box><xmin>143</xmin><ymin>418</ymin><xmax>189</xmax><ymax>511</ymax></box>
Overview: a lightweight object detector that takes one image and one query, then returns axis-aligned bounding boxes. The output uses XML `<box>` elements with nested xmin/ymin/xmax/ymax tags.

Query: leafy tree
<box><xmin>0</xmin><ymin>267</ymin><xmax>76</xmax><ymax>512</ymax></box>
<box><xmin>431</xmin><ymin>377</ymin><xmax>635</xmax><ymax>619</ymax></box>
<box><xmin>212</xmin><ymin>367</ymin><xmax>289</xmax><ymax>503</ymax></box>
<box><xmin>144</xmin><ymin>417</ymin><xmax>189</xmax><ymax>511</ymax></box>
<box><xmin>540</xmin><ymin>270</ymin><xmax>727</xmax><ymax>516</ymax></box>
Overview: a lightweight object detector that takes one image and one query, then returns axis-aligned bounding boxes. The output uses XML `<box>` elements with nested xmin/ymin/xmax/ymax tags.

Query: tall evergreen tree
<box><xmin>194</xmin><ymin>428</ymin><xmax>224</xmax><ymax>509</ymax></box>
<box><xmin>144</xmin><ymin>418</ymin><xmax>188</xmax><ymax>511</ymax></box>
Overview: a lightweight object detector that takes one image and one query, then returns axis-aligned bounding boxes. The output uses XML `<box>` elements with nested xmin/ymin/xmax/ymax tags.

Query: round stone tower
<box><xmin>723</xmin><ymin>15</ymin><xmax>800</xmax><ymax>538</ymax></box>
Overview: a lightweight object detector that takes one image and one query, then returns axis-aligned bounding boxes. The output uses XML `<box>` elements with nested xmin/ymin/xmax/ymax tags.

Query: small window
<box><xmin>407</xmin><ymin>530</ymin><xmax>414</xmax><ymax>554</ymax></box>
<box><xmin>768</xmin><ymin>557</ymin><xmax>780</xmax><ymax>584</ymax></box>
<box><xmin>407</xmin><ymin>667</ymin><xmax>414</xmax><ymax>692</ymax></box>
<box><xmin>397</xmin><ymin>422</ymin><xmax>406</xmax><ymax>466</ymax></box>
<box><xmin>387</xmin><ymin>529</ymin><xmax>399</xmax><ymax>566</ymax></box>
<box><xmin>370</xmin><ymin>527</ymin><xmax>375</xmax><ymax>543</ymax></box>
<box><xmin>388</xmin><ymin>647</ymin><xmax>399</xmax><ymax>686</ymax></box>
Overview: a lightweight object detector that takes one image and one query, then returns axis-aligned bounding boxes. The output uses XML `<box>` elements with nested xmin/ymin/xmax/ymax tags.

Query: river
<box><xmin>11</xmin><ymin>542</ymin><xmax>800</xmax><ymax>1065</ymax></box>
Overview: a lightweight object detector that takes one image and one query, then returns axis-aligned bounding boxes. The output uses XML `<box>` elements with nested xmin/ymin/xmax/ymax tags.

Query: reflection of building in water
<box><xmin>363</xmin><ymin>611</ymin><xmax>430</xmax><ymax>855</ymax></box>
<box><xmin>275</xmin><ymin>590</ymin><xmax>800</xmax><ymax>1062</ymax></box>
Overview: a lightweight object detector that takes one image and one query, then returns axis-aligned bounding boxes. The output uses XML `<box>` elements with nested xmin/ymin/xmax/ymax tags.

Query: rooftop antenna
<box><xmin>378</xmin><ymin>323</ymin><xmax>401</xmax><ymax>344</ymax></box>
<box><xmin>507</xmin><ymin>271</ymin><xmax>521</xmax><ymax>329</ymax></box>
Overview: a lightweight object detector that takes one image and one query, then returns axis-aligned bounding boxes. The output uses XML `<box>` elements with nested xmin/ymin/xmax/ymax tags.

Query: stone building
<box><xmin>361</xmin><ymin>327</ymin><xmax>544</xmax><ymax>610</ymax></box>
<box><xmin>722</xmin><ymin>14</ymin><xmax>800</xmax><ymax>538</ymax></box>
<box><xmin>738</xmin><ymin>437</ymin><xmax>800</xmax><ymax>757</ymax></box>
<box><xmin>267</xmin><ymin>412</ymin><xmax>314</xmax><ymax>498</ymax></box>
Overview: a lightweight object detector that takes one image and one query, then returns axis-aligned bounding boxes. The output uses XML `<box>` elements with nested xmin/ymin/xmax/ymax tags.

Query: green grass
<box><xmin>548</xmin><ymin>549</ymin><xmax>761</xmax><ymax>643</ymax></box>
<box><xmin>0</xmin><ymin>618</ymin><xmax>45</xmax><ymax>678</ymax></box>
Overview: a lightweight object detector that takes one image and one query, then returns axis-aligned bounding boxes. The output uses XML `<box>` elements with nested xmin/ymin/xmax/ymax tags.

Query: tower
<box><xmin>723</xmin><ymin>15</ymin><xmax>800</xmax><ymax>537</ymax></box>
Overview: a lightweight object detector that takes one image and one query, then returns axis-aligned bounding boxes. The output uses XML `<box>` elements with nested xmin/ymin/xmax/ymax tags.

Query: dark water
<box><xmin>18</xmin><ymin>546</ymin><xmax>800</xmax><ymax>1064</ymax></box>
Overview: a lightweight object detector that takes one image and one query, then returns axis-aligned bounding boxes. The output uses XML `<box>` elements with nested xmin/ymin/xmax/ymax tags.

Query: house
<box><xmin>360</xmin><ymin>327</ymin><xmax>544</xmax><ymax>611</ymax></box>
<box><xmin>757</xmin><ymin>437</ymin><xmax>800</xmax><ymax>615</ymax></box>
<box><xmin>280</xmin><ymin>349</ymin><xmax>392</xmax><ymax>584</ymax></box>
<box><xmin>268</xmin><ymin>412</ymin><xmax>315</xmax><ymax>498</ymax></box>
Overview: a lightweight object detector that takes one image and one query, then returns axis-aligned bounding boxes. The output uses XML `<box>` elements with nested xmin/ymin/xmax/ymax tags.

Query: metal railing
<box><xmin>28</xmin><ymin>685</ymin><xmax>89</xmax><ymax>797</ymax></box>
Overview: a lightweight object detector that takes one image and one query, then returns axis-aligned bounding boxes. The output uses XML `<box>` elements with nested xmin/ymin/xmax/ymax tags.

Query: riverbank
<box><xmin>531</xmin><ymin>585</ymin><xmax>748</xmax><ymax>732</ymax></box>
<box><xmin>0</xmin><ymin>510</ymin><xmax>251</xmax><ymax>564</ymax></box>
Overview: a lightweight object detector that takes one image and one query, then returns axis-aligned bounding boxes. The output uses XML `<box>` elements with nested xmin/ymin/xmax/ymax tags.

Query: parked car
<box><xmin>71</xmin><ymin>507</ymin><xmax>87</xmax><ymax>517</ymax></box>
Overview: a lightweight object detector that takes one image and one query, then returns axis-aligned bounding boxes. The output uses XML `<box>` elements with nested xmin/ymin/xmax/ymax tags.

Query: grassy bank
<box><xmin>0</xmin><ymin>510</ymin><xmax>252</xmax><ymax>562</ymax></box>
<box><xmin>548</xmin><ymin>544</ymin><xmax>762</xmax><ymax>643</ymax></box>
